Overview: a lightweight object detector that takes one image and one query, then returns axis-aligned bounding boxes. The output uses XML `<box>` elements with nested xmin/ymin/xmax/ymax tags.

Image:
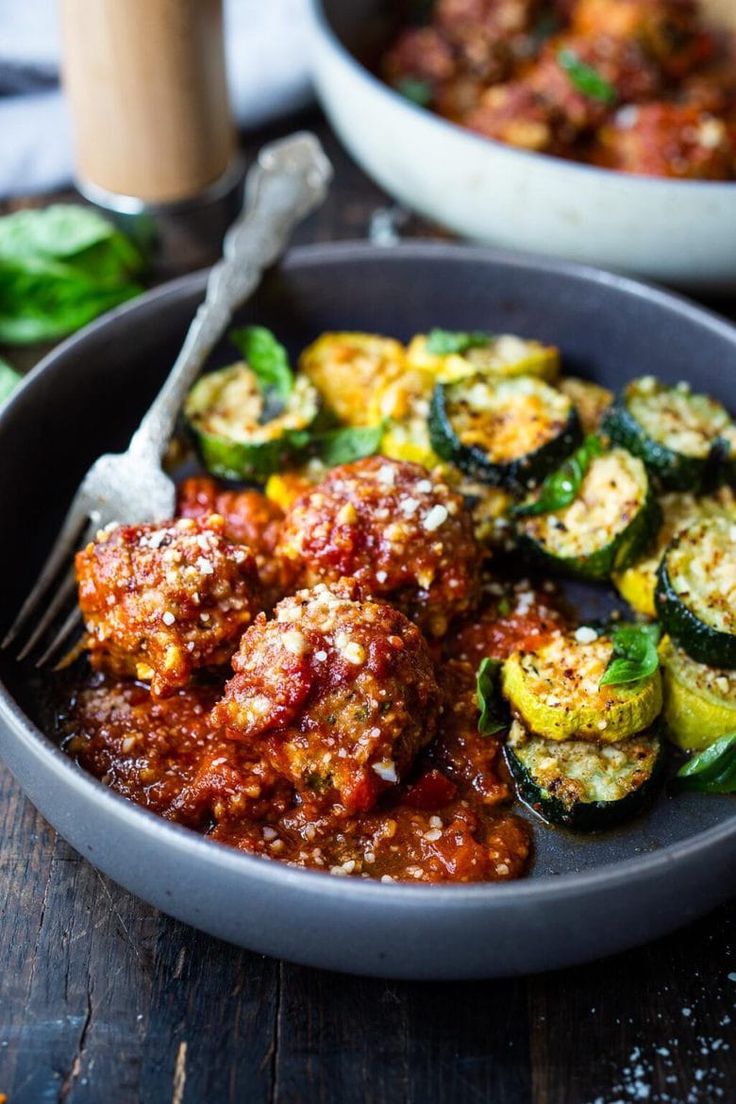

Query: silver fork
<box><xmin>2</xmin><ymin>131</ymin><xmax>333</xmax><ymax>668</ymax></box>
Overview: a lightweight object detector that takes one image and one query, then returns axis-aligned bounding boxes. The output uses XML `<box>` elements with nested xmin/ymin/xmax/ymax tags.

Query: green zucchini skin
<box><xmin>505</xmin><ymin>725</ymin><xmax>665</xmax><ymax>832</ymax></box>
<box><xmin>193</xmin><ymin>430</ymin><xmax>297</xmax><ymax>483</ymax></box>
<box><xmin>656</xmin><ymin>555</ymin><xmax>736</xmax><ymax>670</ymax></box>
<box><xmin>428</xmin><ymin>379</ymin><xmax>582</xmax><ymax>493</ymax></box>
<box><xmin>601</xmin><ymin>382</ymin><xmax>730</xmax><ymax>493</ymax></box>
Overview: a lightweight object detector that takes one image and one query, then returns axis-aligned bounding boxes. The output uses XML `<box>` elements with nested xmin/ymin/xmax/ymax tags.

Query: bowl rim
<box><xmin>2</xmin><ymin>238</ymin><xmax>736</xmax><ymax>910</ymax></box>
<box><xmin>309</xmin><ymin>0</ymin><xmax>736</xmax><ymax>194</ymax></box>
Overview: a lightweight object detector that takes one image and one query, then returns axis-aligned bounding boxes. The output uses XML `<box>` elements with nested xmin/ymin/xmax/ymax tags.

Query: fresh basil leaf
<box><xmin>0</xmin><ymin>205</ymin><xmax>118</xmax><ymax>260</ymax></box>
<box><xmin>230</xmin><ymin>326</ymin><xmax>293</xmax><ymax>401</ymax></box>
<box><xmin>513</xmin><ymin>434</ymin><xmax>603</xmax><ymax>518</ymax></box>
<box><xmin>0</xmin><ymin>356</ymin><xmax>21</xmax><ymax>404</ymax></box>
<box><xmin>476</xmin><ymin>657</ymin><xmax>507</xmax><ymax>736</ymax></box>
<box><xmin>311</xmin><ymin>423</ymin><xmax>384</xmax><ymax>467</ymax></box>
<box><xmin>0</xmin><ymin>205</ymin><xmax>145</xmax><ymax>345</ymax></box>
<box><xmin>557</xmin><ymin>49</ymin><xmax>617</xmax><ymax>105</ymax></box>
<box><xmin>0</xmin><ymin>257</ymin><xmax>142</xmax><ymax>344</ymax></box>
<box><xmin>395</xmin><ymin>77</ymin><xmax>433</xmax><ymax>107</ymax></box>
<box><xmin>673</xmin><ymin>733</ymin><xmax>736</xmax><ymax>794</ymax></box>
<box><xmin>425</xmin><ymin>329</ymin><xmax>493</xmax><ymax>356</ymax></box>
<box><xmin>599</xmin><ymin>622</ymin><xmax>661</xmax><ymax>687</ymax></box>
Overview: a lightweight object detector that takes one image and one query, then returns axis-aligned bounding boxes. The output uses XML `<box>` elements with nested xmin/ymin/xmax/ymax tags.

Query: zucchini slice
<box><xmin>407</xmin><ymin>332</ymin><xmax>560</xmax><ymax>383</ymax></box>
<box><xmin>517</xmin><ymin>448</ymin><xmax>660</xmax><ymax>581</ymax></box>
<box><xmin>506</xmin><ymin>719</ymin><xmax>664</xmax><ymax>831</ymax></box>
<box><xmin>429</xmin><ymin>375</ymin><xmax>582</xmax><ymax>492</ymax></box>
<box><xmin>185</xmin><ymin>362</ymin><xmax>320</xmax><ymax>482</ymax></box>
<box><xmin>501</xmin><ymin>631</ymin><xmax>662</xmax><ymax>743</ymax></box>
<box><xmin>656</xmin><ymin>516</ymin><xmax>736</xmax><ymax>668</ymax></box>
<box><xmin>299</xmin><ymin>332</ymin><xmax>406</xmax><ymax>427</ymax></box>
<box><xmin>557</xmin><ymin>377</ymin><xmax>613</xmax><ymax>435</ymax></box>
<box><xmin>659</xmin><ymin>635</ymin><xmax>736</xmax><ymax>752</ymax></box>
<box><xmin>602</xmin><ymin>376</ymin><xmax>732</xmax><ymax>492</ymax></box>
<box><xmin>614</xmin><ymin>487</ymin><xmax>736</xmax><ymax>617</ymax></box>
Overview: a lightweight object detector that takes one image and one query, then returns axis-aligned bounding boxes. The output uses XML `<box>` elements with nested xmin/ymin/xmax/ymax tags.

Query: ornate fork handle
<box><xmin>129</xmin><ymin>132</ymin><xmax>333</xmax><ymax>460</ymax></box>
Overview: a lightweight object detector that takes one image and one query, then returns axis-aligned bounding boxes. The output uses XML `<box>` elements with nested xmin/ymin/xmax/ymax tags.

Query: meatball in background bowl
<box><xmin>1</xmin><ymin>242</ymin><xmax>736</xmax><ymax>978</ymax></box>
<box><xmin>308</xmin><ymin>0</ymin><xmax>736</xmax><ymax>290</ymax></box>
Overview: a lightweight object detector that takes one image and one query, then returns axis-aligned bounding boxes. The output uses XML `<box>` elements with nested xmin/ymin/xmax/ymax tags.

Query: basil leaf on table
<box><xmin>0</xmin><ymin>205</ymin><xmax>145</xmax><ymax>344</ymax></box>
<box><xmin>395</xmin><ymin>77</ymin><xmax>433</xmax><ymax>107</ymax></box>
<box><xmin>476</xmin><ymin>657</ymin><xmax>507</xmax><ymax>736</ymax></box>
<box><xmin>673</xmin><ymin>733</ymin><xmax>736</xmax><ymax>795</ymax></box>
<box><xmin>557</xmin><ymin>49</ymin><xmax>617</xmax><ymax>105</ymax></box>
<box><xmin>310</xmin><ymin>423</ymin><xmax>385</xmax><ymax>467</ymax></box>
<box><xmin>0</xmin><ymin>356</ymin><xmax>21</xmax><ymax>404</ymax></box>
<box><xmin>230</xmin><ymin>326</ymin><xmax>293</xmax><ymax>401</ymax></box>
<box><xmin>513</xmin><ymin>434</ymin><xmax>603</xmax><ymax>518</ymax></box>
<box><xmin>599</xmin><ymin>622</ymin><xmax>661</xmax><ymax>688</ymax></box>
<box><xmin>425</xmin><ymin>329</ymin><xmax>493</xmax><ymax>356</ymax></box>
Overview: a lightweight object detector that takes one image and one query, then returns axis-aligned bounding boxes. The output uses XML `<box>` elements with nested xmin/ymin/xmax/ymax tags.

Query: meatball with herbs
<box><xmin>212</xmin><ymin>580</ymin><xmax>442</xmax><ymax>814</ymax></box>
<box><xmin>277</xmin><ymin>457</ymin><xmax>481</xmax><ymax>636</ymax></box>
<box><xmin>176</xmin><ymin>476</ymin><xmax>285</xmax><ymax>605</ymax></box>
<box><xmin>76</xmin><ymin>515</ymin><xmax>261</xmax><ymax>697</ymax></box>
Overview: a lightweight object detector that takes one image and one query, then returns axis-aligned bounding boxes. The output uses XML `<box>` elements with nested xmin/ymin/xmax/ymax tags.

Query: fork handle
<box><xmin>128</xmin><ymin>131</ymin><xmax>333</xmax><ymax>460</ymax></box>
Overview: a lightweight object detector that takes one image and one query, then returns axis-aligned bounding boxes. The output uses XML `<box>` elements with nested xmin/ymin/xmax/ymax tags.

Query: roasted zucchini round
<box><xmin>613</xmin><ymin>487</ymin><xmax>736</xmax><ymax>617</ymax></box>
<box><xmin>656</xmin><ymin>516</ymin><xmax>736</xmax><ymax>668</ymax></box>
<box><xmin>185</xmin><ymin>362</ymin><xmax>320</xmax><ymax>482</ymax></box>
<box><xmin>659</xmin><ymin>635</ymin><xmax>736</xmax><ymax>752</ymax></box>
<box><xmin>516</xmin><ymin>448</ymin><xmax>660</xmax><ymax>581</ymax></box>
<box><xmin>506</xmin><ymin>719</ymin><xmax>664</xmax><ymax>831</ymax></box>
<box><xmin>501</xmin><ymin>631</ymin><xmax>663</xmax><ymax>743</ymax></box>
<box><xmin>407</xmin><ymin>332</ymin><xmax>560</xmax><ymax>383</ymax></box>
<box><xmin>299</xmin><ymin>331</ymin><xmax>406</xmax><ymax>426</ymax></box>
<box><xmin>429</xmin><ymin>375</ymin><xmax>582</xmax><ymax>492</ymax></box>
<box><xmin>602</xmin><ymin>376</ymin><xmax>733</xmax><ymax>492</ymax></box>
<box><xmin>557</xmin><ymin>376</ymin><xmax>613</xmax><ymax>435</ymax></box>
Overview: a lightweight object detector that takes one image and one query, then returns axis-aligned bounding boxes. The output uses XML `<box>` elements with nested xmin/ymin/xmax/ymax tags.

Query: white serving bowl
<box><xmin>309</xmin><ymin>0</ymin><xmax>736</xmax><ymax>292</ymax></box>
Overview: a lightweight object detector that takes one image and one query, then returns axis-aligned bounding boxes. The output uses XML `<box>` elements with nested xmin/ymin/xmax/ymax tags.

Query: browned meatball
<box><xmin>277</xmin><ymin>457</ymin><xmax>481</xmax><ymax>637</ymax></box>
<box><xmin>597</xmin><ymin>102</ymin><xmax>734</xmax><ymax>178</ymax></box>
<box><xmin>212</xmin><ymin>580</ymin><xmax>441</xmax><ymax>815</ymax></box>
<box><xmin>176</xmin><ymin>476</ymin><xmax>285</xmax><ymax>604</ymax></box>
<box><xmin>76</xmin><ymin>515</ymin><xmax>261</xmax><ymax>697</ymax></box>
<box><xmin>571</xmin><ymin>0</ymin><xmax>715</xmax><ymax>79</ymax></box>
<box><xmin>465</xmin><ymin>34</ymin><xmax>660</xmax><ymax>152</ymax></box>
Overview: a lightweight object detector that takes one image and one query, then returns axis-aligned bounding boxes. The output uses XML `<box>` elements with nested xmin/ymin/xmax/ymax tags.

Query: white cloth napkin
<box><xmin>0</xmin><ymin>0</ymin><xmax>314</xmax><ymax>199</ymax></box>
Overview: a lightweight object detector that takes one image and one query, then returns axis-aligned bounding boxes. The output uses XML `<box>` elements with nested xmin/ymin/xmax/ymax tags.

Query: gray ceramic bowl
<box><xmin>1</xmin><ymin>242</ymin><xmax>735</xmax><ymax>979</ymax></box>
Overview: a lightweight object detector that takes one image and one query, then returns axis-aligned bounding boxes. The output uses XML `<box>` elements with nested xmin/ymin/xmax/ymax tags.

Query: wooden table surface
<box><xmin>2</xmin><ymin>113</ymin><xmax>735</xmax><ymax>1104</ymax></box>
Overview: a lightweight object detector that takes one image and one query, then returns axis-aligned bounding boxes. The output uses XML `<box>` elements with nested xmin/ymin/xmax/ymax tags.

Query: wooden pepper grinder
<box><xmin>60</xmin><ymin>0</ymin><xmax>244</xmax><ymax>273</ymax></box>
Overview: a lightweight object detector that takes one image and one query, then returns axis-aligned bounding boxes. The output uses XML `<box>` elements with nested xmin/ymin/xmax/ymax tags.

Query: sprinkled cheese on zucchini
<box><xmin>603</xmin><ymin>376</ymin><xmax>732</xmax><ymax>491</ymax></box>
<box><xmin>407</xmin><ymin>332</ymin><xmax>560</xmax><ymax>383</ymax></box>
<box><xmin>659</xmin><ymin>635</ymin><xmax>736</xmax><ymax>751</ymax></box>
<box><xmin>614</xmin><ymin>487</ymin><xmax>736</xmax><ymax>617</ymax></box>
<box><xmin>517</xmin><ymin>448</ymin><xmax>660</xmax><ymax>581</ymax></box>
<box><xmin>299</xmin><ymin>332</ymin><xmax>406</xmax><ymax>426</ymax></box>
<box><xmin>185</xmin><ymin>362</ymin><xmax>319</xmax><ymax>481</ymax></box>
<box><xmin>656</xmin><ymin>516</ymin><xmax>736</xmax><ymax>667</ymax></box>
<box><xmin>558</xmin><ymin>376</ymin><xmax>613</xmax><ymax>434</ymax></box>
<box><xmin>502</xmin><ymin>631</ymin><xmax>662</xmax><ymax>743</ymax></box>
<box><xmin>429</xmin><ymin>375</ymin><xmax>581</xmax><ymax>491</ymax></box>
<box><xmin>506</xmin><ymin>719</ymin><xmax>664</xmax><ymax>830</ymax></box>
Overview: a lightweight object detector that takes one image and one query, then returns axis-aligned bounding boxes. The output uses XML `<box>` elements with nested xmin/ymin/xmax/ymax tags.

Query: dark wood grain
<box><xmin>1</xmin><ymin>111</ymin><xmax>735</xmax><ymax>1104</ymax></box>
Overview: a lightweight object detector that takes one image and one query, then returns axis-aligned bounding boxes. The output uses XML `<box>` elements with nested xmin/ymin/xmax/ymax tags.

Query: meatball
<box><xmin>597</xmin><ymin>102</ymin><xmax>733</xmax><ymax>178</ymax></box>
<box><xmin>76</xmin><ymin>515</ymin><xmax>261</xmax><ymax>697</ymax></box>
<box><xmin>212</xmin><ymin>580</ymin><xmax>442</xmax><ymax>814</ymax></box>
<box><xmin>277</xmin><ymin>457</ymin><xmax>481</xmax><ymax>637</ymax></box>
<box><xmin>571</xmin><ymin>0</ymin><xmax>714</xmax><ymax>79</ymax></box>
<box><xmin>176</xmin><ymin>476</ymin><xmax>285</xmax><ymax>603</ymax></box>
<box><xmin>465</xmin><ymin>34</ymin><xmax>660</xmax><ymax>153</ymax></box>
